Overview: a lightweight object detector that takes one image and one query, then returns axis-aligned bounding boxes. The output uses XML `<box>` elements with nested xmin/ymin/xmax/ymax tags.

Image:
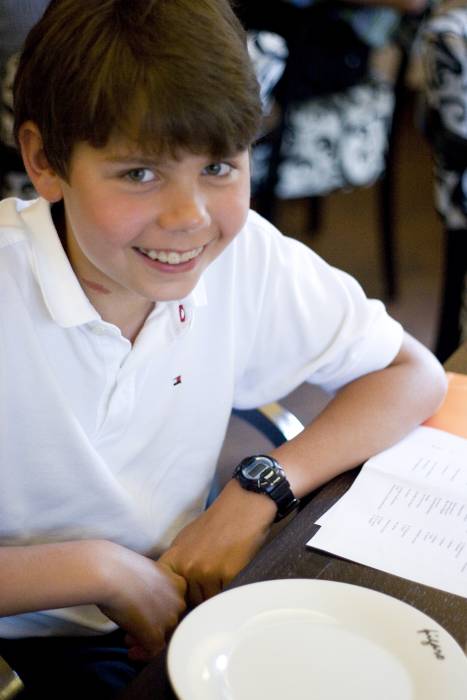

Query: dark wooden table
<box><xmin>119</xmin><ymin>345</ymin><xmax>467</xmax><ymax>699</ymax></box>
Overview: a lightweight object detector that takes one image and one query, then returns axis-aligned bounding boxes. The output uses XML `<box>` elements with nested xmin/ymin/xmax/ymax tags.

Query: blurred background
<box><xmin>266</xmin><ymin>86</ymin><xmax>442</xmax><ymax>352</ymax></box>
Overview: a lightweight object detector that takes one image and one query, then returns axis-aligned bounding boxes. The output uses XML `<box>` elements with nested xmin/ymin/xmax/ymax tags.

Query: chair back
<box><xmin>420</xmin><ymin>2</ymin><xmax>467</xmax><ymax>360</ymax></box>
<box><xmin>421</xmin><ymin>1</ymin><xmax>467</xmax><ymax>230</ymax></box>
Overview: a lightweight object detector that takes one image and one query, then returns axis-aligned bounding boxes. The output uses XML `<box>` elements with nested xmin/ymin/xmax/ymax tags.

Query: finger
<box><xmin>127</xmin><ymin>629</ymin><xmax>165</xmax><ymax>661</ymax></box>
<box><xmin>187</xmin><ymin>578</ymin><xmax>206</xmax><ymax>607</ymax></box>
<box><xmin>124</xmin><ymin>619</ymin><xmax>166</xmax><ymax>658</ymax></box>
<box><xmin>158</xmin><ymin>560</ymin><xmax>188</xmax><ymax>597</ymax></box>
<box><xmin>199</xmin><ymin>575</ymin><xmax>223</xmax><ymax>602</ymax></box>
<box><xmin>187</xmin><ymin>574</ymin><xmax>222</xmax><ymax>607</ymax></box>
<box><xmin>127</xmin><ymin>643</ymin><xmax>162</xmax><ymax>663</ymax></box>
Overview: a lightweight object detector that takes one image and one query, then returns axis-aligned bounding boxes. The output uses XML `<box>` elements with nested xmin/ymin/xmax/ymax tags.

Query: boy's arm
<box><xmin>0</xmin><ymin>539</ymin><xmax>186</xmax><ymax>661</ymax></box>
<box><xmin>160</xmin><ymin>332</ymin><xmax>447</xmax><ymax>604</ymax></box>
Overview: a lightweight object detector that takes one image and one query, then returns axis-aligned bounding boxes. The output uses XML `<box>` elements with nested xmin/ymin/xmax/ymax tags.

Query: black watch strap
<box><xmin>269</xmin><ymin>478</ymin><xmax>299</xmax><ymax>521</ymax></box>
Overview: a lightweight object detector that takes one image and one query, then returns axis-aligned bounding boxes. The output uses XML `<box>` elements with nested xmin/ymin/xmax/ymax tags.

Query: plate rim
<box><xmin>167</xmin><ymin>578</ymin><xmax>467</xmax><ymax>699</ymax></box>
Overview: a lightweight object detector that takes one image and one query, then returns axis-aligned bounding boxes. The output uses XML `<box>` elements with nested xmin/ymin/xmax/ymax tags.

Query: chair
<box><xmin>0</xmin><ymin>656</ymin><xmax>23</xmax><ymax>700</ymax></box>
<box><xmin>247</xmin><ymin>8</ymin><xmax>429</xmax><ymax>302</ymax></box>
<box><xmin>420</xmin><ymin>0</ymin><xmax>467</xmax><ymax>361</ymax></box>
<box><xmin>233</xmin><ymin>401</ymin><xmax>305</xmax><ymax>447</ymax></box>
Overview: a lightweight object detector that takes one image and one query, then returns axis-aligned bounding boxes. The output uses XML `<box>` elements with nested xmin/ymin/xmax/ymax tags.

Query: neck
<box><xmin>79</xmin><ymin>277</ymin><xmax>155</xmax><ymax>343</ymax></box>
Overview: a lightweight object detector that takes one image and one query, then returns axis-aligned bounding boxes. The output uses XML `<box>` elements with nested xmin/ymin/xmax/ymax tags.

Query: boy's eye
<box><xmin>202</xmin><ymin>162</ymin><xmax>232</xmax><ymax>177</ymax></box>
<box><xmin>125</xmin><ymin>168</ymin><xmax>155</xmax><ymax>183</ymax></box>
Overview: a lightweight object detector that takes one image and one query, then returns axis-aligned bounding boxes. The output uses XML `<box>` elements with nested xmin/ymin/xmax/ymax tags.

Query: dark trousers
<box><xmin>0</xmin><ymin>630</ymin><xmax>143</xmax><ymax>699</ymax></box>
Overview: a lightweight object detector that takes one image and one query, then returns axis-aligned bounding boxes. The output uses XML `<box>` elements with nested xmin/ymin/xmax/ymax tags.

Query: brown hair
<box><xmin>14</xmin><ymin>0</ymin><xmax>262</xmax><ymax>178</ymax></box>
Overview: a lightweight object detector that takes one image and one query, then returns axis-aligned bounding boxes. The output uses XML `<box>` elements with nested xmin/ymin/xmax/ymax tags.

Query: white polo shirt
<box><xmin>0</xmin><ymin>197</ymin><xmax>402</xmax><ymax>637</ymax></box>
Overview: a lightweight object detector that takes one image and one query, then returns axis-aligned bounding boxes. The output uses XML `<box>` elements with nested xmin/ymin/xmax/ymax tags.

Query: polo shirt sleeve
<box><xmin>231</xmin><ymin>211</ymin><xmax>403</xmax><ymax>408</ymax></box>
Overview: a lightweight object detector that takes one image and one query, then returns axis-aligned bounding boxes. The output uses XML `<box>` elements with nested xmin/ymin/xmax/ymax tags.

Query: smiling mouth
<box><xmin>135</xmin><ymin>246</ymin><xmax>204</xmax><ymax>265</ymax></box>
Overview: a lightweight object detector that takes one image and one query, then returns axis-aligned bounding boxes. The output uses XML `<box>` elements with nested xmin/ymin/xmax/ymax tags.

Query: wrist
<box><xmin>87</xmin><ymin>539</ymin><xmax>134</xmax><ymax>607</ymax></box>
<box><xmin>218</xmin><ymin>478</ymin><xmax>278</xmax><ymax>526</ymax></box>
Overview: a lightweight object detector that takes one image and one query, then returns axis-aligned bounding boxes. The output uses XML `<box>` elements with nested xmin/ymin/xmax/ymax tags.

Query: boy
<box><xmin>0</xmin><ymin>0</ymin><xmax>446</xmax><ymax>697</ymax></box>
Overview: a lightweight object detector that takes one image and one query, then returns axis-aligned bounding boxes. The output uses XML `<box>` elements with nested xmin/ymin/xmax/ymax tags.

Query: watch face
<box><xmin>243</xmin><ymin>458</ymin><xmax>272</xmax><ymax>480</ymax></box>
<box><xmin>241</xmin><ymin>456</ymin><xmax>284</xmax><ymax>491</ymax></box>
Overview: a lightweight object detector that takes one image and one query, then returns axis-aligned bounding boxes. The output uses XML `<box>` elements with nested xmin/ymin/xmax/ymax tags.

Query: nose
<box><xmin>156</xmin><ymin>185</ymin><xmax>210</xmax><ymax>233</ymax></box>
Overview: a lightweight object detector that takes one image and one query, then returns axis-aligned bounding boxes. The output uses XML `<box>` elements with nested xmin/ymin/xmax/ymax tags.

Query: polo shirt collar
<box><xmin>21</xmin><ymin>198</ymin><xmax>207</xmax><ymax>328</ymax></box>
<box><xmin>21</xmin><ymin>198</ymin><xmax>98</xmax><ymax>327</ymax></box>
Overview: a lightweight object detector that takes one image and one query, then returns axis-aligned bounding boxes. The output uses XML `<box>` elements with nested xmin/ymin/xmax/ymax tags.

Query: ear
<box><xmin>17</xmin><ymin>121</ymin><xmax>64</xmax><ymax>202</ymax></box>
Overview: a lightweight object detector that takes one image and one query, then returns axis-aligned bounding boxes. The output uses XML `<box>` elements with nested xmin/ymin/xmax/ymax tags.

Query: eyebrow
<box><xmin>102</xmin><ymin>150</ymin><xmax>245</xmax><ymax>166</ymax></box>
<box><xmin>103</xmin><ymin>155</ymin><xmax>159</xmax><ymax>166</ymax></box>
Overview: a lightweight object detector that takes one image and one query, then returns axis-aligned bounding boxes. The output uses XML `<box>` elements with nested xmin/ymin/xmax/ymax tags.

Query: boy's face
<box><xmin>57</xmin><ymin>140</ymin><xmax>251</xmax><ymax>306</ymax></box>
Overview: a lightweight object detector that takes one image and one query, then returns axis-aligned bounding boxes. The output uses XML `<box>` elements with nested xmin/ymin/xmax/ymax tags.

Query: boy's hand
<box><xmin>95</xmin><ymin>542</ymin><xmax>187</xmax><ymax>661</ymax></box>
<box><xmin>160</xmin><ymin>479</ymin><xmax>277</xmax><ymax>606</ymax></box>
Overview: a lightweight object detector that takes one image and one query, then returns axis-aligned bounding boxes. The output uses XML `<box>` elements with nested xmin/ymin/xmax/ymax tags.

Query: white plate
<box><xmin>167</xmin><ymin>579</ymin><xmax>467</xmax><ymax>700</ymax></box>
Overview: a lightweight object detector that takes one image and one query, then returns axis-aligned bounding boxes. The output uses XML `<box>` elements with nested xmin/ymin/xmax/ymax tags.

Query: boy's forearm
<box><xmin>0</xmin><ymin>539</ymin><xmax>114</xmax><ymax>617</ymax></box>
<box><xmin>0</xmin><ymin>539</ymin><xmax>187</xmax><ymax>658</ymax></box>
<box><xmin>271</xmin><ymin>333</ymin><xmax>447</xmax><ymax>499</ymax></box>
<box><xmin>161</xmin><ymin>336</ymin><xmax>446</xmax><ymax>603</ymax></box>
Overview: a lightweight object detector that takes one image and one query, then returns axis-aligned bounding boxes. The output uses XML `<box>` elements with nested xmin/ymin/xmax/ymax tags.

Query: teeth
<box><xmin>138</xmin><ymin>246</ymin><xmax>203</xmax><ymax>264</ymax></box>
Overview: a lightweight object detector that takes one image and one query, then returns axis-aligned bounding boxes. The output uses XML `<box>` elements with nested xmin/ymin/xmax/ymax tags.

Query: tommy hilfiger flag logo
<box><xmin>173</xmin><ymin>375</ymin><xmax>182</xmax><ymax>386</ymax></box>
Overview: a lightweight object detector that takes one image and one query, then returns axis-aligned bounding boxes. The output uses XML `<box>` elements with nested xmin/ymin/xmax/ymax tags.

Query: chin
<box><xmin>148</xmin><ymin>283</ymin><xmax>198</xmax><ymax>303</ymax></box>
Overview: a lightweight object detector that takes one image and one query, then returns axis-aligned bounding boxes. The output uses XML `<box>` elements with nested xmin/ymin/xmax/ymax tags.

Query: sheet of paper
<box><xmin>308</xmin><ymin>426</ymin><xmax>467</xmax><ymax>598</ymax></box>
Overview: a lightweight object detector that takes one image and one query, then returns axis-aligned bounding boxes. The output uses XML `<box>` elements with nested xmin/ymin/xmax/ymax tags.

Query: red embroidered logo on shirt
<box><xmin>173</xmin><ymin>375</ymin><xmax>182</xmax><ymax>386</ymax></box>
